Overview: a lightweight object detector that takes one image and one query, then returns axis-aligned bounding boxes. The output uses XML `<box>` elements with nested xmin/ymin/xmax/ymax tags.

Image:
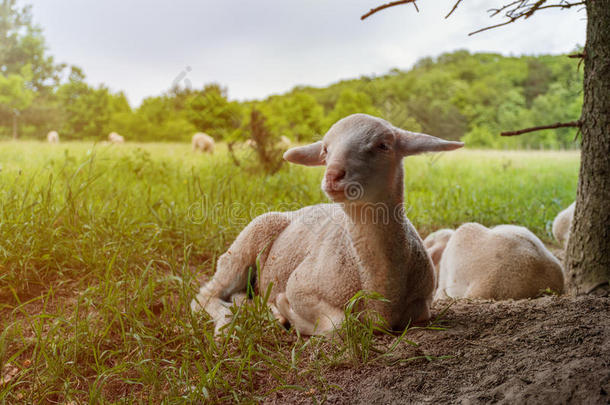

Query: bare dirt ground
<box><xmin>267</xmin><ymin>294</ymin><xmax>610</xmax><ymax>404</ymax></box>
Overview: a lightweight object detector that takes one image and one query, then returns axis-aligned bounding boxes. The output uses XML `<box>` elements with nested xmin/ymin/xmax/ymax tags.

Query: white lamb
<box><xmin>46</xmin><ymin>131</ymin><xmax>59</xmax><ymax>144</ymax></box>
<box><xmin>552</xmin><ymin>202</ymin><xmax>575</xmax><ymax>248</ymax></box>
<box><xmin>425</xmin><ymin>223</ymin><xmax>564</xmax><ymax>301</ymax></box>
<box><xmin>192</xmin><ymin>132</ymin><xmax>215</xmax><ymax>153</ymax></box>
<box><xmin>108</xmin><ymin>132</ymin><xmax>125</xmax><ymax>144</ymax></box>
<box><xmin>423</xmin><ymin>229</ymin><xmax>454</xmax><ymax>278</ymax></box>
<box><xmin>191</xmin><ymin>113</ymin><xmax>463</xmax><ymax>335</ymax></box>
<box><xmin>244</xmin><ymin>136</ymin><xmax>291</xmax><ymax>149</ymax></box>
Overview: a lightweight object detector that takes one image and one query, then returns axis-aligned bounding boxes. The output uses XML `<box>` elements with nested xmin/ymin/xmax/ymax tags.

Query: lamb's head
<box><xmin>284</xmin><ymin>114</ymin><xmax>463</xmax><ymax>204</ymax></box>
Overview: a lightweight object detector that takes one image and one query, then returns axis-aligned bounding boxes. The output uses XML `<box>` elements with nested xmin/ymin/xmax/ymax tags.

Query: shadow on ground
<box><xmin>267</xmin><ymin>295</ymin><xmax>609</xmax><ymax>404</ymax></box>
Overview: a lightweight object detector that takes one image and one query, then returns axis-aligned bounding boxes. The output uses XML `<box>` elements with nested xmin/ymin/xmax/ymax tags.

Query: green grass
<box><xmin>0</xmin><ymin>141</ymin><xmax>578</xmax><ymax>402</ymax></box>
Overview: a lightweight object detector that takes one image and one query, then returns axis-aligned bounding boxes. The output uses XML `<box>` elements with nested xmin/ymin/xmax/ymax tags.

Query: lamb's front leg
<box><xmin>276</xmin><ymin>263</ymin><xmax>346</xmax><ymax>336</ymax></box>
<box><xmin>276</xmin><ymin>292</ymin><xmax>344</xmax><ymax>336</ymax></box>
<box><xmin>191</xmin><ymin>212</ymin><xmax>291</xmax><ymax>333</ymax></box>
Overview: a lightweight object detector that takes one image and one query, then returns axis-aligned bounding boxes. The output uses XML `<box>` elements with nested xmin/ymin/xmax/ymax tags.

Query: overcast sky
<box><xmin>27</xmin><ymin>0</ymin><xmax>586</xmax><ymax>106</ymax></box>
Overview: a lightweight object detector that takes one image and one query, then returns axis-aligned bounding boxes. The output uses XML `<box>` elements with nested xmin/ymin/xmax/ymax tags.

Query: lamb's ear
<box><xmin>283</xmin><ymin>141</ymin><xmax>325</xmax><ymax>166</ymax></box>
<box><xmin>396</xmin><ymin>129</ymin><xmax>464</xmax><ymax>156</ymax></box>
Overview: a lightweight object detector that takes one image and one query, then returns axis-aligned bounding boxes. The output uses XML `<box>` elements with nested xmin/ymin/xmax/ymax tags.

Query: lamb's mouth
<box><xmin>323</xmin><ymin>187</ymin><xmax>347</xmax><ymax>200</ymax></box>
<box><xmin>324</xmin><ymin>181</ymin><xmax>366</xmax><ymax>202</ymax></box>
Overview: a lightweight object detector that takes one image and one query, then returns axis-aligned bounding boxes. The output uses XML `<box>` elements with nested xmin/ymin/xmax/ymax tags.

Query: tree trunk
<box><xmin>565</xmin><ymin>0</ymin><xmax>610</xmax><ymax>294</ymax></box>
<box><xmin>12</xmin><ymin>110</ymin><xmax>18</xmax><ymax>140</ymax></box>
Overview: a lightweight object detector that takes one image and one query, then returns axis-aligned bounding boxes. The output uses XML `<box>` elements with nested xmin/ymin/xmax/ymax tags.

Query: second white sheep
<box><xmin>192</xmin><ymin>132</ymin><xmax>215</xmax><ymax>153</ymax></box>
<box><xmin>552</xmin><ymin>202</ymin><xmax>575</xmax><ymax>248</ymax></box>
<box><xmin>425</xmin><ymin>223</ymin><xmax>564</xmax><ymax>300</ymax></box>
<box><xmin>47</xmin><ymin>131</ymin><xmax>59</xmax><ymax>144</ymax></box>
<box><xmin>108</xmin><ymin>132</ymin><xmax>125</xmax><ymax>144</ymax></box>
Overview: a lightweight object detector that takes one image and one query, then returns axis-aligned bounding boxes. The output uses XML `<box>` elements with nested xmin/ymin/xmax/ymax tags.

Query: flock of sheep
<box><xmin>191</xmin><ymin>113</ymin><xmax>576</xmax><ymax>336</ymax></box>
<box><xmin>44</xmin><ymin>131</ymin><xmax>291</xmax><ymax>154</ymax></box>
<box><xmin>426</xmin><ymin>201</ymin><xmax>575</xmax><ymax>301</ymax></box>
<box><xmin>45</xmin><ymin>131</ymin><xmax>125</xmax><ymax>144</ymax></box>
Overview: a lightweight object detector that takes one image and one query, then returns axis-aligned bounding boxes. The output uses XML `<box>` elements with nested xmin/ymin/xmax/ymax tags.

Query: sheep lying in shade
<box><xmin>552</xmin><ymin>202</ymin><xmax>575</xmax><ymax>248</ymax></box>
<box><xmin>47</xmin><ymin>131</ymin><xmax>59</xmax><ymax>144</ymax></box>
<box><xmin>191</xmin><ymin>113</ymin><xmax>463</xmax><ymax>335</ymax></box>
<box><xmin>423</xmin><ymin>228</ymin><xmax>454</xmax><ymax>280</ymax></box>
<box><xmin>425</xmin><ymin>223</ymin><xmax>564</xmax><ymax>301</ymax></box>
<box><xmin>108</xmin><ymin>132</ymin><xmax>125</xmax><ymax>143</ymax></box>
<box><xmin>192</xmin><ymin>132</ymin><xmax>215</xmax><ymax>153</ymax></box>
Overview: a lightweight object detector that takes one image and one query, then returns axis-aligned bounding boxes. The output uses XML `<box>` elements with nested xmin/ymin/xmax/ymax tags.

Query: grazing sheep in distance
<box><xmin>47</xmin><ymin>131</ymin><xmax>59</xmax><ymax>144</ymax></box>
<box><xmin>108</xmin><ymin>132</ymin><xmax>125</xmax><ymax>144</ymax></box>
<box><xmin>243</xmin><ymin>135</ymin><xmax>291</xmax><ymax>150</ymax></box>
<box><xmin>191</xmin><ymin>113</ymin><xmax>464</xmax><ymax>335</ymax></box>
<box><xmin>277</xmin><ymin>135</ymin><xmax>291</xmax><ymax>149</ymax></box>
<box><xmin>552</xmin><ymin>202</ymin><xmax>575</xmax><ymax>247</ymax></box>
<box><xmin>426</xmin><ymin>223</ymin><xmax>564</xmax><ymax>301</ymax></box>
<box><xmin>192</xmin><ymin>132</ymin><xmax>215</xmax><ymax>153</ymax></box>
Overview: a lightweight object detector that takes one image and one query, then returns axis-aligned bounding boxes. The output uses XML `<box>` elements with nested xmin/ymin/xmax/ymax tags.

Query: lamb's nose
<box><xmin>325</xmin><ymin>167</ymin><xmax>346</xmax><ymax>188</ymax></box>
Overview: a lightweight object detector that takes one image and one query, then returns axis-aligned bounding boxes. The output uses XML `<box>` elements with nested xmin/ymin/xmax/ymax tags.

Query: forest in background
<box><xmin>0</xmin><ymin>0</ymin><xmax>583</xmax><ymax>149</ymax></box>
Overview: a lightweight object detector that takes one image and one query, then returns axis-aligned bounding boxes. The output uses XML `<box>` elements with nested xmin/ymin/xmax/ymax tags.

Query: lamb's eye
<box><xmin>377</xmin><ymin>143</ymin><xmax>389</xmax><ymax>151</ymax></box>
<box><xmin>322</xmin><ymin>145</ymin><xmax>328</xmax><ymax>155</ymax></box>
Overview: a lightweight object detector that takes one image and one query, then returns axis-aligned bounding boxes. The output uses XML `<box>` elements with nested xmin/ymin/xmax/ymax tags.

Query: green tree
<box><xmin>0</xmin><ymin>0</ymin><xmax>63</xmax><ymax>90</ymax></box>
<box><xmin>259</xmin><ymin>92</ymin><xmax>325</xmax><ymax>142</ymax></box>
<box><xmin>56</xmin><ymin>67</ymin><xmax>111</xmax><ymax>140</ymax></box>
<box><xmin>325</xmin><ymin>89</ymin><xmax>380</xmax><ymax>130</ymax></box>
<box><xmin>378</xmin><ymin>97</ymin><xmax>421</xmax><ymax>133</ymax></box>
<box><xmin>0</xmin><ymin>64</ymin><xmax>34</xmax><ymax>138</ymax></box>
<box><xmin>523</xmin><ymin>59</ymin><xmax>553</xmax><ymax>106</ymax></box>
<box><xmin>186</xmin><ymin>84</ymin><xmax>242</xmax><ymax>140</ymax></box>
<box><xmin>529</xmin><ymin>83</ymin><xmax>582</xmax><ymax>149</ymax></box>
<box><xmin>0</xmin><ymin>0</ymin><xmax>65</xmax><ymax>138</ymax></box>
<box><xmin>130</xmin><ymin>95</ymin><xmax>197</xmax><ymax>142</ymax></box>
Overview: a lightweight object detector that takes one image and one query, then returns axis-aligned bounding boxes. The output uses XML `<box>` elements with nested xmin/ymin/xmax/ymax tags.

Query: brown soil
<box><xmin>267</xmin><ymin>294</ymin><xmax>610</xmax><ymax>404</ymax></box>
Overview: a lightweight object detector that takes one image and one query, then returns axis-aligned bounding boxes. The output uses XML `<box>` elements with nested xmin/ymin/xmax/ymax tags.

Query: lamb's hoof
<box><xmin>269</xmin><ymin>303</ymin><xmax>287</xmax><ymax>325</ymax></box>
<box><xmin>230</xmin><ymin>292</ymin><xmax>248</xmax><ymax>306</ymax></box>
<box><xmin>276</xmin><ymin>293</ymin><xmax>294</xmax><ymax>321</ymax></box>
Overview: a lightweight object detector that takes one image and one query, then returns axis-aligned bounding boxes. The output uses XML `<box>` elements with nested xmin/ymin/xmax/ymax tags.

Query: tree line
<box><xmin>0</xmin><ymin>0</ymin><xmax>583</xmax><ymax>149</ymax></box>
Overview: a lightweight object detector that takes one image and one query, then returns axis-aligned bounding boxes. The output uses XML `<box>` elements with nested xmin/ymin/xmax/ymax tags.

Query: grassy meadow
<box><xmin>0</xmin><ymin>141</ymin><xmax>578</xmax><ymax>402</ymax></box>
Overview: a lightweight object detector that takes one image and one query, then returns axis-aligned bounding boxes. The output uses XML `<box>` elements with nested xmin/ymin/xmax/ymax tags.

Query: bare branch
<box><xmin>501</xmin><ymin>120</ymin><xmax>581</xmax><ymax>136</ymax></box>
<box><xmin>469</xmin><ymin>19</ymin><xmax>515</xmax><ymax>35</ymax></box>
<box><xmin>488</xmin><ymin>1</ymin><xmax>524</xmax><ymax>18</ymax></box>
<box><xmin>226</xmin><ymin>142</ymin><xmax>242</xmax><ymax>167</ymax></box>
<box><xmin>524</xmin><ymin>0</ymin><xmax>546</xmax><ymax>18</ymax></box>
<box><xmin>445</xmin><ymin>0</ymin><xmax>463</xmax><ymax>18</ymax></box>
<box><xmin>533</xmin><ymin>1</ymin><xmax>585</xmax><ymax>12</ymax></box>
<box><xmin>361</xmin><ymin>0</ymin><xmax>417</xmax><ymax>20</ymax></box>
<box><xmin>468</xmin><ymin>1</ymin><xmax>585</xmax><ymax>36</ymax></box>
<box><xmin>363</xmin><ymin>0</ymin><xmax>585</xmax><ymax>32</ymax></box>
<box><xmin>567</xmin><ymin>52</ymin><xmax>585</xmax><ymax>59</ymax></box>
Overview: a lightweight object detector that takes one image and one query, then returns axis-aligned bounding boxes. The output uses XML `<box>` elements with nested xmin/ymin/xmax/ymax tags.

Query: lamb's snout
<box><xmin>324</xmin><ymin>167</ymin><xmax>346</xmax><ymax>191</ymax></box>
